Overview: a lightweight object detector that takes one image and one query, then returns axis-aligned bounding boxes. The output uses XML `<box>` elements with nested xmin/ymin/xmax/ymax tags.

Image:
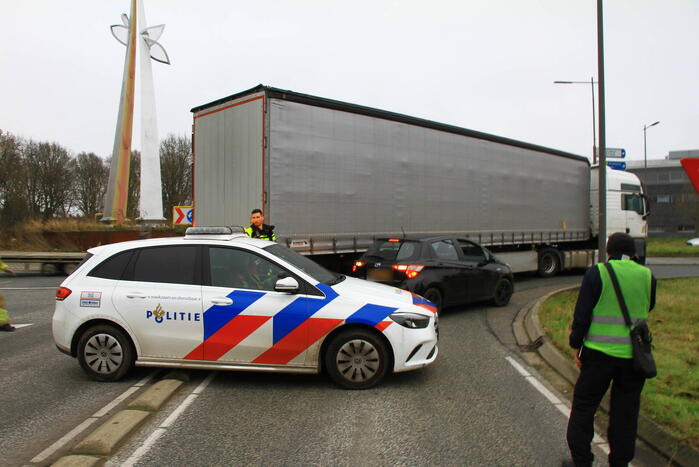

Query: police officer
<box><xmin>0</xmin><ymin>258</ymin><xmax>16</xmax><ymax>332</ymax></box>
<box><xmin>566</xmin><ymin>232</ymin><xmax>657</xmax><ymax>467</ymax></box>
<box><xmin>244</xmin><ymin>208</ymin><xmax>276</xmax><ymax>241</ymax></box>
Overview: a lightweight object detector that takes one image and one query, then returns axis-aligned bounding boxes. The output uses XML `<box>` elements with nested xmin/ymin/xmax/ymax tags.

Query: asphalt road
<box><xmin>1</xmin><ymin>260</ymin><xmax>697</xmax><ymax>466</ymax></box>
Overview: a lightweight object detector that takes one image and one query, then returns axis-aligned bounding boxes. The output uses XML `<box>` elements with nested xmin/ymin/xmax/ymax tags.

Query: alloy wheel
<box><xmin>335</xmin><ymin>339</ymin><xmax>380</xmax><ymax>383</ymax></box>
<box><xmin>83</xmin><ymin>333</ymin><xmax>124</xmax><ymax>375</ymax></box>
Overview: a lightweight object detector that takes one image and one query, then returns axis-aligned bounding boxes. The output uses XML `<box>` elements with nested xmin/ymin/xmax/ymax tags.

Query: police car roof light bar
<box><xmin>185</xmin><ymin>226</ymin><xmax>245</xmax><ymax>236</ymax></box>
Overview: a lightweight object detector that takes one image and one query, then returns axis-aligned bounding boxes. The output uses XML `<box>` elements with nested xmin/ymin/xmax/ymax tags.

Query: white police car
<box><xmin>52</xmin><ymin>227</ymin><xmax>438</xmax><ymax>389</ymax></box>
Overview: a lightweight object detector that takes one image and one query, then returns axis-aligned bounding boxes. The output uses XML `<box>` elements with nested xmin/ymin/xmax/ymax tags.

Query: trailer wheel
<box><xmin>41</xmin><ymin>263</ymin><xmax>59</xmax><ymax>276</ymax></box>
<box><xmin>63</xmin><ymin>263</ymin><xmax>78</xmax><ymax>276</ymax></box>
<box><xmin>537</xmin><ymin>249</ymin><xmax>560</xmax><ymax>278</ymax></box>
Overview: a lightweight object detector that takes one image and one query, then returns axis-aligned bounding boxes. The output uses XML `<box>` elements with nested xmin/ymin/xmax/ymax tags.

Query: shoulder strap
<box><xmin>604</xmin><ymin>262</ymin><xmax>633</xmax><ymax>328</ymax></box>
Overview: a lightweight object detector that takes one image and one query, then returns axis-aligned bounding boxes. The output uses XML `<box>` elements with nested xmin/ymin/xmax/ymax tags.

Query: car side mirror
<box><xmin>477</xmin><ymin>250</ymin><xmax>491</xmax><ymax>266</ymax></box>
<box><xmin>275</xmin><ymin>276</ymin><xmax>299</xmax><ymax>293</ymax></box>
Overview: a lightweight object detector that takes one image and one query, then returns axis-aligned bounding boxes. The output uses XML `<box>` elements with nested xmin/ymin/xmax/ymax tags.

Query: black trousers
<box><xmin>566</xmin><ymin>347</ymin><xmax>646</xmax><ymax>467</ymax></box>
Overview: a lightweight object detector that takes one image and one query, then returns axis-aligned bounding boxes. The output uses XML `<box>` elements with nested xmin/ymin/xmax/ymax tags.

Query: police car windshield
<box><xmin>264</xmin><ymin>244</ymin><xmax>340</xmax><ymax>285</ymax></box>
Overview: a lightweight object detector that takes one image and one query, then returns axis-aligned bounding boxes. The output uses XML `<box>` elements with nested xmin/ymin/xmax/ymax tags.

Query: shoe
<box><xmin>561</xmin><ymin>460</ymin><xmax>591</xmax><ymax>467</ymax></box>
<box><xmin>1</xmin><ymin>323</ymin><xmax>16</xmax><ymax>332</ymax></box>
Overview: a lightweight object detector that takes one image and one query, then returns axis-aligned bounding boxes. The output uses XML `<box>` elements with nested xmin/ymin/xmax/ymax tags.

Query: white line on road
<box><xmin>92</xmin><ymin>374</ymin><xmax>153</xmax><ymax>418</ymax></box>
<box><xmin>12</xmin><ymin>323</ymin><xmax>33</xmax><ymax>329</ymax></box>
<box><xmin>121</xmin><ymin>372</ymin><xmax>217</xmax><ymax>467</ymax></box>
<box><xmin>504</xmin><ymin>356</ymin><xmax>612</xmax><ymax>456</ymax></box>
<box><xmin>30</xmin><ymin>373</ymin><xmax>156</xmax><ymax>464</ymax></box>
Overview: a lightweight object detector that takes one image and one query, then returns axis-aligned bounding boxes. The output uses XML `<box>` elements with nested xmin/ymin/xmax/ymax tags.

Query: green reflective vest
<box><xmin>244</xmin><ymin>226</ymin><xmax>276</xmax><ymax>242</ymax></box>
<box><xmin>584</xmin><ymin>260</ymin><xmax>652</xmax><ymax>358</ymax></box>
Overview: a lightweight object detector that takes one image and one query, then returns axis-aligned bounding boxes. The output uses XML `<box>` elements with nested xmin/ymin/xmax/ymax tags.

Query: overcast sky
<box><xmin>1</xmin><ymin>1</ymin><xmax>697</xmax><ymax>165</ymax></box>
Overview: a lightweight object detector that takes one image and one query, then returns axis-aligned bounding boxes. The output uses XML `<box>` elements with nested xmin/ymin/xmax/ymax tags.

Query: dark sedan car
<box><xmin>352</xmin><ymin>236</ymin><xmax>514</xmax><ymax>312</ymax></box>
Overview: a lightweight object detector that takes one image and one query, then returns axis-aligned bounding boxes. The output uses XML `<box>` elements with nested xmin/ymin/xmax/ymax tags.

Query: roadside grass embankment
<box><xmin>0</xmin><ymin>219</ymin><xmax>186</xmax><ymax>251</ymax></box>
<box><xmin>538</xmin><ymin>278</ymin><xmax>699</xmax><ymax>448</ymax></box>
<box><xmin>647</xmin><ymin>237</ymin><xmax>699</xmax><ymax>257</ymax></box>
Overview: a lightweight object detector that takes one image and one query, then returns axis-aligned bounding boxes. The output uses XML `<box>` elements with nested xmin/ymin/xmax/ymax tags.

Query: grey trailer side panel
<box><xmin>193</xmin><ymin>93</ymin><xmax>265</xmax><ymax>227</ymax></box>
<box><xmin>267</xmin><ymin>99</ymin><xmax>589</xmax><ymax>250</ymax></box>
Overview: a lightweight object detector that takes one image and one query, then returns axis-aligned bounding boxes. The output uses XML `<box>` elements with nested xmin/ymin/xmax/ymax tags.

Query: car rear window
<box><xmin>88</xmin><ymin>251</ymin><xmax>133</xmax><ymax>280</ymax></box>
<box><xmin>366</xmin><ymin>240</ymin><xmax>420</xmax><ymax>262</ymax></box>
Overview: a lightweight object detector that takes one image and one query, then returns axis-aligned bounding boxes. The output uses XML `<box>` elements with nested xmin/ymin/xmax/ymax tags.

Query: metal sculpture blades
<box><xmin>103</xmin><ymin>0</ymin><xmax>170</xmax><ymax>224</ymax></box>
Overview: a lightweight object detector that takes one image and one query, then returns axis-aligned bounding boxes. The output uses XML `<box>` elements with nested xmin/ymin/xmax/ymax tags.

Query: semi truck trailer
<box><xmin>190</xmin><ymin>85</ymin><xmax>648</xmax><ymax>275</ymax></box>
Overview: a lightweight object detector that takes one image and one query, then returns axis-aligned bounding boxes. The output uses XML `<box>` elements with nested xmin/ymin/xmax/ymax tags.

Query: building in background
<box><xmin>627</xmin><ymin>150</ymin><xmax>699</xmax><ymax>237</ymax></box>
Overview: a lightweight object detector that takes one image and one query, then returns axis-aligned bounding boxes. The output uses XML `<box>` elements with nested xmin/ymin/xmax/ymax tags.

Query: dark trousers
<box><xmin>566</xmin><ymin>347</ymin><xmax>645</xmax><ymax>467</ymax></box>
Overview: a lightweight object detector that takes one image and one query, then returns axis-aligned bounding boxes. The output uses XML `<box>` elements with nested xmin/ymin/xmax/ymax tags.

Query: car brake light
<box><xmin>392</xmin><ymin>264</ymin><xmax>424</xmax><ymax>279</ymax></box>
<box><xmin>56</xmin><ymin>287</ymin><xmax>72</xmax><ymax>301</ymax></box>
<box><xmin>352</xmin><ymin>260</ymin><xmax>366</xmax><ymax>272</ymax></box>
<box><xmin>387</xmin><ymin>238</ymin><xmax>401</xmax><ymax>243</ymax></box>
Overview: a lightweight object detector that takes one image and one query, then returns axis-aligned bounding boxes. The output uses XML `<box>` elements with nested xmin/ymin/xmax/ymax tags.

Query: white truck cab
<box><xmin>590</xmin><ymin>166</ymin><xmax>648</xmax><ymax>258</ymax></box>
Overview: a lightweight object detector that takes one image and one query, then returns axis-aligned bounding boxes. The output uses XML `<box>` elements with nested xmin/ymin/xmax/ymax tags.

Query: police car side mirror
<box><xmin>275</xmin><ymin>276</ymin><xmax>299</xmax><ymax>293</ymax></box>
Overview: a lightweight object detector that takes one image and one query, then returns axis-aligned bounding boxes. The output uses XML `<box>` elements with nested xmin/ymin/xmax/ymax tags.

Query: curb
<box><xmin>515</xmin><ymin>287</ymin><xmax>699</xmax><ymax>467</ymax></box>
<box><xmin>646</xmin><ymin>257</ymin><xmax>699</xmax><ymax>266</ymax></box>
<box><xmin>50</xmin><ymin>372</ymin><xmax>189</xmax><ymax>466</ymax></box>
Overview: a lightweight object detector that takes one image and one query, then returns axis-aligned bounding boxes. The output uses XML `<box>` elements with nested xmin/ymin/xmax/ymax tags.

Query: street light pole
<box><xmin>643</xmin><ymin>121</ymin><xmax>660</xmax><ymax>169</ymax></box>
<box><xmin>553</xmin><ymin>78</ymin><xmax>598</xmax><ymax>163</ymax></box>
<box><xmin>597</xmin><ymin>0</ymin><xmax>607</xmax><ymax>261</ymax></box>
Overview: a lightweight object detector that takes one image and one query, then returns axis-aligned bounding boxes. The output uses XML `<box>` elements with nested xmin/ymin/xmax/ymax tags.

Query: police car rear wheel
<box><xmin>77</xmin><ymin>325</ymin><xmax>134</xmax><ymax>382</ymax></box>
<box><xmin>326</xmin><ymin>329</ymin><xmax>389</xmax><ymax>390</ymax></box>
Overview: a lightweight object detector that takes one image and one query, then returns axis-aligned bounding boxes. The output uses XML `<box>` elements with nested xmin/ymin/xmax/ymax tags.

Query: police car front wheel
<box><xmin>325</xmin><ymin>329</ymin><xmax>389</xmax><ymax>389</ymax></box>
<box><xmin>77</xmin><ymin>325</ymin><xmax>134</xmax><ymax>382</ymax></box>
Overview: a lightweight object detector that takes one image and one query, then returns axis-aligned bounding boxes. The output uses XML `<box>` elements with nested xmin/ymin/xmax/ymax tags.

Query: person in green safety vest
<box><xmin>565</xmin><ymin>232</ymin><xmax>657</xmax><ymax>467</ymax></box>
<box><xmin>244</xmin><ymin>208</ymin><xmax>276</xmax><ymax>242</ymax></box>
<box><xmin>0</xmin><ymin>258</ymin><xmax>16</xmax><ymax>332</ymax></box>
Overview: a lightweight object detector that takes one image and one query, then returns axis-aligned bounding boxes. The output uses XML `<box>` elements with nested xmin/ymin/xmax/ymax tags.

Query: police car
<box><xmin>52</xmin><ymin>227</ymin><xmax>438</xmax><ymax>389</ymax></box>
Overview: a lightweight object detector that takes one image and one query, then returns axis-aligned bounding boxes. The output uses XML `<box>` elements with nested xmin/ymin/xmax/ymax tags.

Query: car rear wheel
<box><xmin>423</xmin><ymin>287</ymin><xmax>443</xmax><ymax>313</ymax></box>
<box><xmin>325</xmin><ymin>329</ymin><xmax>389</xmax><ymax>389</ymax></box>
<box><xmin>491</xmin><ymin>278</ymin><xmax>513</xmax><ymax>307</ymax></box>
<box><xmin>77</xmin><ymin>325</ymin><xmax>134</xmax><ymax>382</ymax></box>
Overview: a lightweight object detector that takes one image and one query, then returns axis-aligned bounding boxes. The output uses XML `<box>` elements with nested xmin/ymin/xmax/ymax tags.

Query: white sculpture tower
<box><xmin>109</xmin><ymin>0</ymin><xmax>170</xmax><ymax>224</ymax></box>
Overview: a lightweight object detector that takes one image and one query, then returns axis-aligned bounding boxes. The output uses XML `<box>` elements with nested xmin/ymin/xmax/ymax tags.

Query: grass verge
<box><xmin>539</xmin><ymin>278</ymin><xmax>699</xmax><ymax>448</ymax></box>
<box><xmin>647</xmin><ymin>237</ymin><xmax>699</xmax><ymax>257</ymax></box>
<box><xmin>0</xmin><ymin>219</ymin><xmax>187</xmax><ymax>251</ymax></box>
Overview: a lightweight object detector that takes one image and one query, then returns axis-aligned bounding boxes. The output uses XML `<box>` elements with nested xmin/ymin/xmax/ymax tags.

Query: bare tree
<box><xmin>23</xmin><ymin>140</ymin><xmax>75</xmax><ymax>219</ymax></box>
<box><xmin>127</xmin><ymin>150</ymin><xmax>141</xmax><ymax>220</ymax></box>
<box><xmin>160</xmin><ymin>134</ymin><xmax>192</xmax><ymax>220</ymax></box>
<box><xmin>74</xmin><ymin>152</ymin><xmax>109</xmax><ymax>218</ymax></box>
<box><xmin>0</xmin><ymin>130</ymin><xmax>29</xmax><ymax>226</ymax></box>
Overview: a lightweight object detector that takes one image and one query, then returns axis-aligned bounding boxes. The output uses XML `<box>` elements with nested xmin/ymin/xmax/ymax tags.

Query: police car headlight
<box><xmin>389</xmin><ymin>312</ymin><xmax>430</xmax><ymax>329</ymax></box>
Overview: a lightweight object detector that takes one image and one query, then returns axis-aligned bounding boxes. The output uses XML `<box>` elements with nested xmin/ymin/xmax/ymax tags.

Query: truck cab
<box><xmin>590</xmin><ymin>166</ymin><xmax>648</xmax><ymax>259</ymax></box>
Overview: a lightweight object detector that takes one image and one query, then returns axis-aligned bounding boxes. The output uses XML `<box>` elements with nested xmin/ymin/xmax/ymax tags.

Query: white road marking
<box><xmin>30</xmin><ymin>418</ymin><xmax>99</xmax><ymax>464</ymax></box>
<box><xmin>121</xmin><ymin>372</ymin><xmax>217</xmax><ymax>467</ymax></box>
<box><xmin>506</xmin><ymin>355</ymin><xmax>531</xmax><ymax>377</ymax></box>
<box><xmin>30</xmin><ymin>373</ymin><xmax>156</xmax><ymax>464</ymax></box>
<box><xmin>505</xmin><ymin>356</ymin><xmax>612</xmax><ymax>455</ymax></box>
<box><xmin>12</xmin><ymin>323</ymin><xmax>33</xmax><ymax>329</ymax></box>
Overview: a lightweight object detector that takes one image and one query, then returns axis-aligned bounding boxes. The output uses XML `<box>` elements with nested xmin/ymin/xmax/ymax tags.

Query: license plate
<box><xmin>367</xmin><ymin>268</ymin><xmax>392</xmax><ymax>281</ymax></box>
